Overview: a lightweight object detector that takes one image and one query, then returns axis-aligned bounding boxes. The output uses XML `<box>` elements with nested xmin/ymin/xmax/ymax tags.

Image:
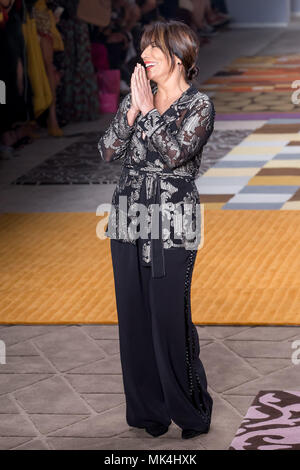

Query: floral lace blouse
<box><xmin>98</xmin><ymin>82</ymin><xmax>215</xmax><ymax>278</ymax></box>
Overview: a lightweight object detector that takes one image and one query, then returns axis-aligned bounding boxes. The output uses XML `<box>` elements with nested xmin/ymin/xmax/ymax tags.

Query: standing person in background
<box><xmin>0</xmin><ymin>0</ymin><xmax>36</xmax><ymax>155</ymax></box>
<box><xmin>0</xmin><ymin>0</ymin><xmax>26</xmax><ymax>144</ymax></box>
<box><xmin>54</xmin><ymin>0</ymin><xmax>100</xmax><ymax>124</ymax></box>
<box><xmin>32</xmin><ymin>0</ymin><xmax>64</xmax><ymax>136</ymax></box>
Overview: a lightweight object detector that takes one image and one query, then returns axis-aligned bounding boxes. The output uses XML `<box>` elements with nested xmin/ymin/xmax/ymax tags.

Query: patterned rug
<box><xmin>197</xmin><ymin>119</ymin><xmax>300</xmax><ymax>209</ymax></box>
<box><xmin>229</xmin><ymin>390</ymin><xmax>300</xmax><ymax>450</ymax></box>
<box><xmin>10</xmin><ymin>130</ymin><xmax>251</xmax><ymax>185</ymax></box>
<box><xmin>11</xmin><ymin>132</ymin><xmax>123</xmax><ymax>186</ymax></box>
<box><xmin>200</xmin><ymin>54</ymin><xmax>300</xmax><ymax>119</ymax></box>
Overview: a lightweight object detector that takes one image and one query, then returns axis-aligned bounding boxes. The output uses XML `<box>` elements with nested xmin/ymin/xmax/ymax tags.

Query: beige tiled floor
<box><xmin>0</xmin><ymin>324</ymin><xmax>299</xmax><ymax>450</ymax></box>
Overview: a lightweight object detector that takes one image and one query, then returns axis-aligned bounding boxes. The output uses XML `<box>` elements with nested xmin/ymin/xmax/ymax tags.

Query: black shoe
<box><xmin>145</xmin><ymin>424</ymin><xmax>169</xmax><ymax>437</ymax></box>
<box><xmin>181</xmin><ymin>428</ymin><xmax>208</xmax><ymax>439</ymax></box>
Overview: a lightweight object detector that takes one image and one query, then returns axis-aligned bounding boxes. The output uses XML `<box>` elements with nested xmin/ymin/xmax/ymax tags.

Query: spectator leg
<box><xmin>190</xmin><ymin>0</ymin><xmax>206</xmax><ymax>29</ymax></box>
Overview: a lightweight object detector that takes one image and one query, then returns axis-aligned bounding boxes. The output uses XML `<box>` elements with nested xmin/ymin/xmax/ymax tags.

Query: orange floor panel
<box><xmin>0</xmin><ymin>211</ymin><xmax>299</xmax><ymax>324</ymax></box>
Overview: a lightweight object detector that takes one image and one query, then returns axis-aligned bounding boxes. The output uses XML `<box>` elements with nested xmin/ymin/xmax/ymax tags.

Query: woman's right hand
<box><xmin>130</xmin><ymin>65</ymin><xmax>140</xmax><ymax>114</ymax></box>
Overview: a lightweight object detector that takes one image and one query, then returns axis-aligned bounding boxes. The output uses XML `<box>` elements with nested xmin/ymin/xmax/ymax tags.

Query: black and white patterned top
<box><xmin>98</xmin><ymin>82</ymin><xmax>215</xmax><ymax>278</ymax></box>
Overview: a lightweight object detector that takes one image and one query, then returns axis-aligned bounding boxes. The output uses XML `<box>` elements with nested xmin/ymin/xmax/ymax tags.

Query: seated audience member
<box><xmin>157</xmin><ymin>0</ymin><xmax>179</xmax><ymax>20</ymax></box>
<box><xmin>211</xmin><ymin>0</ymin><xmax>229</xmax><ymax>15</ymax></box>
<box><xmin>136</xmin><ymin>0</ymin><xmax>158</xmax><ymax>25</ymax></box>
<box><xmin>177</xmin><ymin>0</ymin><xmax>230</xmax><ymax>38</ymax></box>
<box><xmin>90</xmin><ymin>0</ymin><xmax>138</xmax><ymax>92</ymax></box>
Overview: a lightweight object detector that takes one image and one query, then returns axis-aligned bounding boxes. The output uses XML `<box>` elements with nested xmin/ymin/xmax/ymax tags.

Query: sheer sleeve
<box><xmin>136</xmin><ymin>95</ymin><xmax>215</xmax><ymax>169</ymax></box>
<box><xmin>98</xmin><ymin>92</ymin><xmax>135</xmax><ymax>163</ymax></box>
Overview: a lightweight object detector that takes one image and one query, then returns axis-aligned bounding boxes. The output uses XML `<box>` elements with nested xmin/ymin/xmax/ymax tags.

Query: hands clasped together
<box><xmin>130</xmin><ymin>63</ymin><xmax>155</xmax><ymax>116</ymax></box>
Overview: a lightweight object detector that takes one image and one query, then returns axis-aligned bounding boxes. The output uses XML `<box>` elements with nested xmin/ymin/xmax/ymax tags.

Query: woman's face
<box><xmin>141</xmin><ymin>41</ymin><xmax>175</xmax><ymax>82</ymax></box>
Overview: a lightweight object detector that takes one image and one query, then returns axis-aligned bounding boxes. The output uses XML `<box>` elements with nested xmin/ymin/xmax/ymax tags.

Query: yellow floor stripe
<box><xmin>0</xmin><ymin>212</ymin><xmax>299</xmax><ymax>325</ymax></box>
<box><xmin>264</xmin><ymin>160</ymin><xmax>300</xmax><ymax>168</ymax></box>
<box><xmin>228</xmin><ymin>146</ymin><xmax>285</xmax><ymax>156</ymax></box>
<box><xmin>282</xmin><ymin>201</ymin><xmax>300</xmax><ymax>210</ymax></box>
<box><xmin>204</xmin><ymin>168</ymin><xmax>260</xmax><ymax>176</ymax></box>
<box><xmin>248</xmin><ymin>176</ymin><xmax>300</xmax><ymax>185</ymax></box>
<box><xmin>245</xmin><ymin>134</ymin><xmax>300</xmax><ymax>142</ymax></box>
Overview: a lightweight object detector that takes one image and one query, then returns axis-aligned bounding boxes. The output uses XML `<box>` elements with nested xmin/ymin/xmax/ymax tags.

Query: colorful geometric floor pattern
<box><xmin>201</xmin><ymin>54</ymin><xmax>300</xmax><ymax>119</ymax></box>
<box><xmin>197</xmin><ymin>119</ymin><xmax>300</xmax><ymax>209</ymax></box>
<box><xmin>229</xmin><ymin>390</ymin><xmax>300</xmax><ymax>450</ymax></box>
<box><xmin>1</xmin><ymin>211</ymin><xmax>299</xmax><ymax>324</ymax></box>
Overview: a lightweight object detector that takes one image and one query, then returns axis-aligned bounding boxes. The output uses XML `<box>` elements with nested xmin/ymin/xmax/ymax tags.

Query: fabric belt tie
<box><xmin>126</xmin><ymin>166</ymin><xmax>194</xmax><ymax>279</ymax></box>
<box><xmin>150</xmin><ymin>175</ymin><xmax>166</xmax><ymax>279</ymax></box>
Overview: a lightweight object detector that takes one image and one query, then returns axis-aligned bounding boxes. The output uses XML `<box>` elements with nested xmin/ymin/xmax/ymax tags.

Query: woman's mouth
<box><xmin>145</xmin><ymin>63</ymin><xmax>157</xmax><ymax>70</ymax></box>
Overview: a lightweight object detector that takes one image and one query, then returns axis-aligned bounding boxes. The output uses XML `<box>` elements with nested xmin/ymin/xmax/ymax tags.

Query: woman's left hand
<box><xmin>132</xmin><ymin>63</ymin><xmax>154</xmax><ymax>116</ymax></box>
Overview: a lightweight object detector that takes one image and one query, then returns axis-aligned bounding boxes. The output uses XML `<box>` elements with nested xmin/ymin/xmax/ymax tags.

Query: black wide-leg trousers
<box><xmin>110</xmin><ymin>237</ymin><xmax>213</xmax><ymax>432</ymax></box>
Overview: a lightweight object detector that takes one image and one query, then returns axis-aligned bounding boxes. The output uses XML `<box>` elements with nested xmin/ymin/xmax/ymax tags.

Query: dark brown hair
<box><xmin>140</xmin><ymin>20</ymin><xmax>200</xmax><ymax>81</ymax></box>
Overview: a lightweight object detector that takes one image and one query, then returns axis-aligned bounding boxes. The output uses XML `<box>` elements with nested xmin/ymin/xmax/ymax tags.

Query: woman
<box><xmin>98</xmin><ymin>20</ymin><xmax>215</xmax><ymax>439</ymax></box>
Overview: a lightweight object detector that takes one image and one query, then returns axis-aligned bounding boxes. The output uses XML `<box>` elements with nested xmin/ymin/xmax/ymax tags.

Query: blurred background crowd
<box><xmin>0</xmin><ymin>0</ymin><xmax>230</xmax><ymax>158</ymax></box>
